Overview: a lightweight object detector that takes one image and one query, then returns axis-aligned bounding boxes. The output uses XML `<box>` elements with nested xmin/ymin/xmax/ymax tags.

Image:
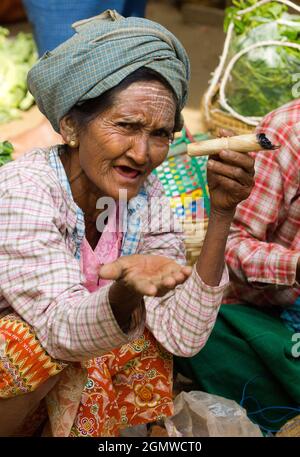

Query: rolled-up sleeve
<box><xmin>144</xmin><ymin>264</ymin><xmax>228</xmax><ymax>357</ymax></box>
<box><xmin>138</xmin><ymin>186</ymin><xmax>228</xmax><ymax>357</ymax></box>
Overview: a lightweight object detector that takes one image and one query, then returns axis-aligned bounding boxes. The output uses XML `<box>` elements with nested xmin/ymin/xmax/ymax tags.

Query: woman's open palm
<box><xmin>99</xmin><ymin>254</ymin><xmax>192</xmax><ymax>297</ymax></box>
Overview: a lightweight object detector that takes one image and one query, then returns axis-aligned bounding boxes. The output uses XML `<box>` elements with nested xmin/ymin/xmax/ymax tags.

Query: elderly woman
<box><xmin>0</xmin><ymin>11</ymin><xmax>255</xmax><ymax>436</ymax></box>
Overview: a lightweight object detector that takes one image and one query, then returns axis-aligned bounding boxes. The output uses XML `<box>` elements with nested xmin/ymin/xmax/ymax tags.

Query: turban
<box><xmin>27</xmin><ymin>9</ymin><xmax>190</xmax><ymax>132</ymax></box>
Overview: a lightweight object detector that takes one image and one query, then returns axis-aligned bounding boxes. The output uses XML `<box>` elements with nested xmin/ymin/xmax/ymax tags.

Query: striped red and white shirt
<box><xmin>0</xmin><ymin>147</ymin><xmax>228</xmax><ymax>361</ymax></box>
<box><xmin>225</xmin><ymin>99</ymin><xmax>300</xmax><ymax>307</ymax></box>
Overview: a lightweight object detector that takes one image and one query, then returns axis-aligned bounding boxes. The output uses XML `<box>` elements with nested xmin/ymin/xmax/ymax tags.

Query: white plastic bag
<box><xmin>164</xmin><ymin>391</ymin><xmax>263</xmax><ymax>437</ymax></box>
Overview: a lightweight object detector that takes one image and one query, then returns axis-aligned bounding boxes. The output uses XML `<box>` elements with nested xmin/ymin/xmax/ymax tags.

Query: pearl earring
<box><xmin>69</xmin><ymin>139</ymin><xmax>77</xmax><ymax>148</ymax></box>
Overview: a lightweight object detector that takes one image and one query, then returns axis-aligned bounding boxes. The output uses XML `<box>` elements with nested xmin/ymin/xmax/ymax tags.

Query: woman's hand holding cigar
<box><xmin>206</xmin><ymin>140</ymin><xmax>255</xmax><ymax>214</ymax></box>
<box><xmin>193</xmin><ymin>129</ymin><xmax>256</xmax><ymax>287</ymax></box>
<box><xmin>188</xmin><ymin>129</ymin><xmax>279</xmax><ymax>214</ymax></box>
<box><xmin>203</xmin><ymin>130</ymin><xmax>262</xmax><ymax>214</ymax></box>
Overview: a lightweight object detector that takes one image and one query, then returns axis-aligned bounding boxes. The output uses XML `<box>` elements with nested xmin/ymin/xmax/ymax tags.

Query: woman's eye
<box><xmin>118</xmin><ymin>122</ymin><xmax>134</xmax><ymax>130</ymax></box>
<box><xmin>153</xmin><ymin>129</ymin><xmax>172</xmax><ymax>140</ymax></box>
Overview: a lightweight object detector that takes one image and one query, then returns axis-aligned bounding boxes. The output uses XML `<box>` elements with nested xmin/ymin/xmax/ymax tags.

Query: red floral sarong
<box><xmin>0</xmin><ymin>314</ymin><xmax>173</xmax><ymax>436</ymax></box>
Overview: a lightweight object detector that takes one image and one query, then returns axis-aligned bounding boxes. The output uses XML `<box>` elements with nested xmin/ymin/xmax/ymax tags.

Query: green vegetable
<box><xmin>0</xmin><ymin>140</ymin><xmax>13</xmax><ymax>166</ymax></box>
<box><xmin>223</xmin><ymin>1</ymin><xmax>300</xmax><ymax>118</ymax></box>
<box><xmin>0</xmin><ymin>27</ymin><xmax>37</xmax><ymax>123</ymax></box>
<box><xmin>224</xmin><ymin>1</ymin><xmax>288</xmax><ymax>34</ymax></box>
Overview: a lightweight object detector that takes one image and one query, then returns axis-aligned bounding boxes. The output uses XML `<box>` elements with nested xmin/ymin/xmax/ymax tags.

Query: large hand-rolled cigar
<box><xmin>187</xmin><ymin>133</ymin><xmax>280</xmax><ymax>157</ymax></box>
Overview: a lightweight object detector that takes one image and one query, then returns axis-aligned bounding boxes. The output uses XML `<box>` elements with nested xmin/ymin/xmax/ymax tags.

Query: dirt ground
<box><xmin>0</xmin><ymin>0</ymin><xmax>225</xmax><ymax>139</ymax></box>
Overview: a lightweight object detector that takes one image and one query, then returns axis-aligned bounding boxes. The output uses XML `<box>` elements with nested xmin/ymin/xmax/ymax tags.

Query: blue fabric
<box><xmin>48</xmin><ymin>147</ymin><xmax>85</xmax><ymax>259</ymax></box>
<box><xmin>121</xmin><ymin>189</ymin><xmax>148</xmax><ymax>257</ymax></box>
<box><xmin>23</xmin><ymin>0</ymin><xmax>147</xmax><ymax>55</ymax></box>
<box><xmin>48</xmin><ymin>145</ymin><xmax>147</xmax><ymax>259</ymax></box>
<box><xmin>281</xmin><ymin>298</ymin><xmax>300</xmax><ymax>333</ymax></box>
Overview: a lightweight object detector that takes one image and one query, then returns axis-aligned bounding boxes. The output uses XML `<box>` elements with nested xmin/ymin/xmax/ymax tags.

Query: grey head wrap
<box><xmin>27</xmin><ymin>9</ymin><xmax>190</xmax><ymax>132</ymax></box>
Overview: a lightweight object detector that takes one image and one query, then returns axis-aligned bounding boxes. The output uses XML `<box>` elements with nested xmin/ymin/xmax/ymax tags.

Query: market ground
<box><xmin>0</xmin><ymin>0</ymin><xmax>225</xmax><ymax>139</ymax></box>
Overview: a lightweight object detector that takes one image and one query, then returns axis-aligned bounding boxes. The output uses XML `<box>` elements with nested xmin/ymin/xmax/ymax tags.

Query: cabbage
<box><xmin>0</xmin><ymin>27</ymin><xmax>37</xmax><ymax>123</ymax></box>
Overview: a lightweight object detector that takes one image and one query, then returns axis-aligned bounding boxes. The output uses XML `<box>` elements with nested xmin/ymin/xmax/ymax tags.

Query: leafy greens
<box><xmin>0</xmin><ymin>141</ymin><xmax>13</xmax><ymax>166</ymax></box>
<box><xmin>223</xmin><ymin>0</ymin><xmax>300</xmax><ymax>118</ymax></box>
<box><xmin>0</xmin><ymin>27</ymin><xmax>37</xmax><ymax>123</ymax></box>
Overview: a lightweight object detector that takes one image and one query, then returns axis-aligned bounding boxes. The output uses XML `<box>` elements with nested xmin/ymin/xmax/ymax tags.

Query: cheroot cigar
<box><xmin>187</xmin><ymin>133</ymin><xmax>280</xmax><ymax>157</ymax></box>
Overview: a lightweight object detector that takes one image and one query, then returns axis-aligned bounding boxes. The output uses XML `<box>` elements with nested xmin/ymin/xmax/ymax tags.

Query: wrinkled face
<box><xmin>76</xmin><ymin>80</ymin><xmax>176</xmax><ymax>200</ymax></box>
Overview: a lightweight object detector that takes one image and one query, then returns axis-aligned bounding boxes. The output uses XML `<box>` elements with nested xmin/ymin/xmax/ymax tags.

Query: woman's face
<box><xmin>75</xmin><ymin>80</ymin><xmax>176</xmax><ymax>201</ymax></box>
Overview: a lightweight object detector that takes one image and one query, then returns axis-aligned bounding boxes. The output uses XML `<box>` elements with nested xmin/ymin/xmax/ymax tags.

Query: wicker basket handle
<box><xmin>203</xmin><ymin>0</ymin><xmax>300</xmax><ymax>125</ymax></box>
<box><xmin>219</xmin><ymin>40</ymin><xmax>300</xmax><ymax>126</ymax></box>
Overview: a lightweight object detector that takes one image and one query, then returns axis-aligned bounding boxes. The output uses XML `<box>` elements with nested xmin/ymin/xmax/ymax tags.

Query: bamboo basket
<box><xmin>202</xmin><ymin>0</ymin><xmax>300</xmax><ymax>135</ymax></box>
<box><xmin>276</xmin><ymin>415</ymin><xmax>300</xmax><ymax>437</ymax></box>
<box><xmin>183</xmin><ymin>218</ymin><xmax>209</xmax><ymax>266</ymax></box>
<box><xmin>201</xmin><ymin>89</ymin><xmax>254</xmax><ymax>136</ymax></box>
<box><xmin>155</xmin><ymin>129</ymin><xmax>210</xmax><ymax>266</ymax></box>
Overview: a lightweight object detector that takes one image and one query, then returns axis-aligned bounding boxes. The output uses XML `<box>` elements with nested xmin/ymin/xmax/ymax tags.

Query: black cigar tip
<box><xmin>257</xmin><ymin>133</ymin><xmax>280</xmax><ymax>150</ymax></box>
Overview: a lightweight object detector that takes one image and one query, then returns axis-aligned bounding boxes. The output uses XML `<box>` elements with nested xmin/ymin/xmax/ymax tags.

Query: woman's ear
<box><xmin>59</xmin><ymin>115</ymin><xmax>79</xmax><ymax>148</ymax></box>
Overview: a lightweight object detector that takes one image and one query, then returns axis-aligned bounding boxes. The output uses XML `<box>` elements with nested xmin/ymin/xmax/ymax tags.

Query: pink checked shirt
<box><xmin>0</xmin><ymin>147</ymin><xmax>228</xmax><ymax>361</ymax></box>
<box><xmin>225</xmin><ymin>99</ymin><xmax>300</xmax><ymax>306</ymax></box>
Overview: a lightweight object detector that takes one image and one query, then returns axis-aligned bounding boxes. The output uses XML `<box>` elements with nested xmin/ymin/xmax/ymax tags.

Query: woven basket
<box><xmin>183</xmin><ymin>219</ymin><xmax>209</xmax><ymax>266</ymax></box>
<box><xmin>155</xmin><ymin>130</ymin><xmax>210</xmax><ymax>266</ymax></box>
<box><xmin>276</xmin><ymin>414</ymin><xmax>300</xmax><ymax>437</ymax></box>
<box><xmin>201</xmin><ymin>90</ymin><xmax>254</xmax><ymax>136</ymax></box>
<box><xmin>202</xmin><ymin>0</ymin><xmax>300</xmax><ymax>135</ymax></box>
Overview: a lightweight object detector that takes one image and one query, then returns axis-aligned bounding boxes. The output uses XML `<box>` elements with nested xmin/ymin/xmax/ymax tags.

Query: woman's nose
<box><xmin>126</xmin><ymin>134</ymin><xmax>150</xmax><ymax>165</ymax></box>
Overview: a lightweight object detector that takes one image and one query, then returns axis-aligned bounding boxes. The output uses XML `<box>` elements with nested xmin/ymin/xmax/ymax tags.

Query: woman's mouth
<box><xmin>113</xmin><ymin>165</ymin><xmax>142</xmax><ymax>181</ymax></box>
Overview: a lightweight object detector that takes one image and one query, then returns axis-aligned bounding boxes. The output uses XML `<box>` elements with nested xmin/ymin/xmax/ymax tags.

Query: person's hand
<box><xmin>206</xmin><ymin>129</ymin><xmax>255</xmax><ymax>214</ymax></box>
<box><xmin>99</xmin><ymin>254</ymin><xmax>192</xmax><ymax>298</ymax></box>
